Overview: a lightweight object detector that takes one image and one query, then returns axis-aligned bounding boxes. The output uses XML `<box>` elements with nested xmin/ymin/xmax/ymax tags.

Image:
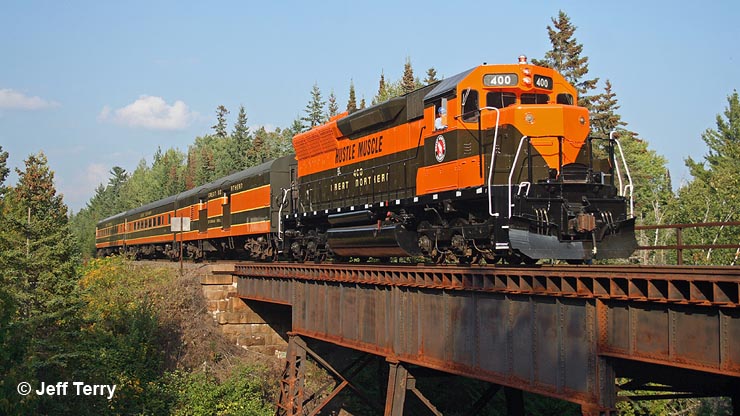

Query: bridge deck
<box><xmin>233</xmin><ymin>263</ymin><xmax>740</xmax><ymax>413</ymax></box>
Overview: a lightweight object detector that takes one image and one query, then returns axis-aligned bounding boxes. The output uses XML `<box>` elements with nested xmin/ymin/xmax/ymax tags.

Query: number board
<box><xmin>483</xmin><ymin>73</ymin><xmax>518</xmax><ymax>87</ymax></box>
<box><xmin>533</xmin><ymin>74</ymin><xmax>553</xmax><ymax>90</ymax></box>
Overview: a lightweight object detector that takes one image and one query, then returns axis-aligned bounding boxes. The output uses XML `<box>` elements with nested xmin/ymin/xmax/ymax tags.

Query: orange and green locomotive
<box><xmin>97</xmin><ymin>57</ymin><xmax>636</xmax><ymax>264</ymax></box>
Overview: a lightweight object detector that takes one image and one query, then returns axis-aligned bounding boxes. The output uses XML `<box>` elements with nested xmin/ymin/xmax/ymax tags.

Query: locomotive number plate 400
<box><xmin>533</xmin><ymin>74</ymin><xmax>553</xmax><ymax>90</ymax></box>
<box><xmin>483</xmin><ymin>73</ymin><xmax>518</xmax><ymax>87</ymax></box>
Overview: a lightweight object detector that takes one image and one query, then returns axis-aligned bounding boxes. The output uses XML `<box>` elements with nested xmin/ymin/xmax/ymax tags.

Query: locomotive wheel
<box><xmin>449</xmin><ymin>218</ymin><xmax>474</xmax><ymax>265</ymax></box>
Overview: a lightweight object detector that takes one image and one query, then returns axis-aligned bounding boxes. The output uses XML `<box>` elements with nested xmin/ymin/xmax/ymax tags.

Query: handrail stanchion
<box><xmin>610</xmin><ymin>130</ymin><xmax>635</xmax><ymax>217</ymax></box>
<box><xmin>507</xmin><ymin>136</ymin><xmax>529</xmax><ymax>219</ymax></box>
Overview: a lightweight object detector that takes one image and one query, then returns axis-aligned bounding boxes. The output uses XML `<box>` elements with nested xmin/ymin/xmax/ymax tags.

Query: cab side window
<box><xmin>434</xmin><ymin>98</ymin><xmax>448</xmax><ymax>131</ymax></box>
<box><xmin>461</xmin><ymin>89</ymin><xmax>479</xmax><ymax>123</ymax></box>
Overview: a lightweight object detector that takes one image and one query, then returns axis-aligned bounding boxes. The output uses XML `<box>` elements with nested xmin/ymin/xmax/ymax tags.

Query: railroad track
<box><xmin>233</xmin><ymin>262</ymin><xmax>740</xmax><ymax>307</ymax></box>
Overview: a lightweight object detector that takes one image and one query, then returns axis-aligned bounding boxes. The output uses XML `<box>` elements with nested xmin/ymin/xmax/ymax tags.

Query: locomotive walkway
<box><xmin>229</xmin><ymin>262</ymin><xmax>740</xmax><ymax>415</ymax></box>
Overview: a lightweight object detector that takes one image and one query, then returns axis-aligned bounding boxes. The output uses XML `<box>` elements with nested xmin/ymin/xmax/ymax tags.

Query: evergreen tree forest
<box><xmin>0</xmin><ymin>10</ymin><xmax>737</xmax><ymax>416</ymax></box>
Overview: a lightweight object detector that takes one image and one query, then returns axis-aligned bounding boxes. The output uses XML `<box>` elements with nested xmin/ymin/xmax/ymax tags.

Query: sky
<box><xmin>1</xmin><ymin>0</ymin><xmax>738</xmax><ymax>212</ymax></box>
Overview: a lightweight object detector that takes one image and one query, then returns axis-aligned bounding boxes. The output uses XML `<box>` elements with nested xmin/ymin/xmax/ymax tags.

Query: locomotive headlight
<box><xmin>523</xmin><ymin>68</ymin><xmax>531</xmax><ymax>75</ymax></box>
<box><xmin>523</xmin><ymin>76</ymin><xmax>532</xmax><ymax>86</ymax></box>
<box><xmin>525</xmin><ymin>113</ymin><xmax>535</xmax><ymax>124</ymax></box>
<box><xmin>579</xmin><ymin>116</ymin><xmax>586</xmax><ymax>125</ymax></box>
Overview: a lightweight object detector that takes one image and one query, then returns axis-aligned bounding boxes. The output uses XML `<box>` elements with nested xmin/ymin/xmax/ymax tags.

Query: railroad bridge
<box><xmin>223</xmin><ymin>262</ymin><xmax>740</xmax><ymax>415</ymax></box>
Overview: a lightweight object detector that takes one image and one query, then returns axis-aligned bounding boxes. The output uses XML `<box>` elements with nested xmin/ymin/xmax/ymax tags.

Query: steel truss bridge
<box><xmin>231</xmin><ymin>262</ymin><xmax>740</xmax><ymax>415</ymax></box>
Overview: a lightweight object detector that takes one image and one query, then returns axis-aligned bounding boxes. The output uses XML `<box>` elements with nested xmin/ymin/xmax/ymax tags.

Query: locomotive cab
<box><xmin>440</xmin><ymin>57</ymin><xmax>636</xmax><ymax>262</ymax></box>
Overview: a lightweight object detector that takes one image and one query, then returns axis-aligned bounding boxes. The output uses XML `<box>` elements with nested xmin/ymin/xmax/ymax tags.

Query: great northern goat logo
<box><xmin>434</xmin><ymin>135</ymin><xmax>446</xmax><ymax>163</ymax></box>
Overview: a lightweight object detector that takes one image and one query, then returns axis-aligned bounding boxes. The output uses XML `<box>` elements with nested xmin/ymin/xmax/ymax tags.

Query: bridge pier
<box><xmin>199</xmin><ymin>264</ymin><xmax>289</xmax><ymax>355</ymax></box>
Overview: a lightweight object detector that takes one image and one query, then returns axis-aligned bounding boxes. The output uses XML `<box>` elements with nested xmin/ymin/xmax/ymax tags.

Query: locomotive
<box><xmin>96</xmin><ymin>57</ymin><xmax>636</xmax><ymax>264</ymax></box>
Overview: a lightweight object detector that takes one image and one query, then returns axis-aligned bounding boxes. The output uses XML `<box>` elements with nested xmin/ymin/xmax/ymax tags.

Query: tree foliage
<box><xmin>590</xmin><ymin>80</ymin><xmax>627</xmax><ymax>137</ymax></box>
<box><xmin>533</xmin><ymin>10</ymin><xmax>599</xmax><ymax>108</ymax></box>
<box><xmin>232</xmin><ymin>105</ymin><xmax>252</xmax><ymax>171</ymax></box>
<box><xmin>0</xmin><ymin>152</ymin><xmax>85</xmax><ymax>414</ymax></box>
<box><xmin>669</xmin><ymin>91</ymin><xmax>740</xmax><ymax>264</ymax></box>
<box><xmin>373</xmin><ymin>60</ymin><xmax>423</xmax><ymax>105</ymax></box>
<box><xmin>0</xmin><ymin>145</ymin><xmax>8</xmax><ymax>195</ymax></box>
<box><xmin>327</xmin><ymin>90</ymin><xmax>339</xmax><ymax>119</ymax></box>
<box><xmin>301</xmin><ymin>83</ymin><xmax>326</xmax><ymax>130</ymax></box>
<box><xmin>401</xmin><ymin>57</ymin><xmax>416</xmax><ymax>94</ymax></box>
<box><xmin>212</xmin><ymin>105</ymin><xmax>229</xmax><ymax>138</ymax></box>
<box><xmin>347</xmin><ymin>80</ymin><xmax>358</xmax><ymax>114</ymax></box>
<box><xmin>424</xmin><ymin>67</ymin><xmax>439</xmax><ymax>85</ymax></box>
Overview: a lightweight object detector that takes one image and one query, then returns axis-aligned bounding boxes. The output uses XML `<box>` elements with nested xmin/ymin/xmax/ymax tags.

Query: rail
<box><xmin>234</xmin><ymin>262</ymin><xmax>740</xmax><ymax>307</ymax></box>
<box><xmin>635</xmin><ymin>221</ymin><xmax>740</xmax><ymax>265</ymax></box>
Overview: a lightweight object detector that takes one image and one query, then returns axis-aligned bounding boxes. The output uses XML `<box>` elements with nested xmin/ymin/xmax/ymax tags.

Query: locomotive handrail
<box><xmin>610</xmin><ymin>130</ymin><xmax>634</xmax><ymax>217</ymax></box>
<box><xmin>624</xmin><ymin>184</ymin><xmax>634</xmax><ymax>218</ymax></box>
<box><xmin>277</xmin><ymin>188</ymin><xmax>290</xmax><ymax>241</ymax></box>
<box><xmin>508</xmin><ymin>136</ymin><xmax>529</xmax><ymax>219</ymax></box>
<box><xmin>480</xmin><ymin>107</ymin><xmax>501</xmax><ymax>217</ymax></box>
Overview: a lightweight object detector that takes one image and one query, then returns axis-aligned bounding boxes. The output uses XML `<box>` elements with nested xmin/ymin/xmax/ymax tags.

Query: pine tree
<box><xmin>682</xmin><ymin>91</ymin><xmax>740</xmax><ymax>232</ymax></box>
<box><xmin>151</xmin><ymin>148</ymin><xmax>186</xmax><ymax>199</ymax></box>
<box><xmin>288</xmin><ymin>117</ymin><xmax>305</xmax><ymax>137</ymax></box>
<box><xmin>232</xmin><ymin>105</ymin><xmax>251</xmax><ymax>170</ymax></box>
<box><xmin>533</xmin><ymin>10</ymin><xmax>599</xmax><ymax>108</ymax></box>
<box><xmin>212</xmin><ymin>105</ymin><xmax>230</xmax><ymax>138</ymax></box>
<box><xmin>327</xmin><ymin>90</ymin><xmax>339</xmax><ymax>118</ymax></box>
<box><xmin>347</xmin><ymin>80</ymin><xmax>358</xmax><ymax>114</ymax></box>
<box><xmin>0</xmin><ymin>144</ymin><xmax>11</xmax><ymax>300</ymax></box>
<box><xmin>686</xmin><ymin>91</ymin><xmax>740</xmax><ymax>186</ymax></box>
<box><xmin>120</xmin><ymin>158</ymin><xmax>157</xmax><ymax>206</ymax></box>
<box><xmin>246</xmin><ymin>129</ymin><xmax>267</xmax><ymax>166</ymax></box>
<box><xmin>103</xmin><ymin>166</ymin><xmax>128</xmax><ymax>214</ymax></box>
<box><xmin>373</xmin><ymin>61</ymin><xmax>415</xmax><ymax>104</ymax></box>
<box><xmin>401</xmin><ymin>57</ymin><xmax>416</xmax><ymax>94</ymax></box>
<box><xmin>377</xmin><ymin>71</ymin><xmax>388</xmax><ymax>97</ymax></box>
<box><xmin>590</xmin><ymin>80</ymin><xmax>627</xmax><ymax>137</ymax></box>
<box><xmin>196</xmin><ymin>142</ymin><xmax>216</xmax><ymax>185</ymax></box>
<box><xmin>301</xmin><ymin>83</ymin><xmax>326</xmax><ymax>130</ymax></box>
<box><xmin>185</xmin><ymin>136</ymin><xmax>219</xmax><ymax>187</ymax></box>
<box><xmin>424</xmin><ymin>67</ymin><xmax>439</xmax><ymax>85</ymax></box>
<box><xmin>670</xmin><ymin>93</ymin><xmax>740</xmax><ymax>264</ymax></box>
<box><xmin>0</xmin><ymin>146</ymin><xmax>21</xmax><ymax>413</ymax></box>
<box><xmin>0</xmin><ymin>145</ymin><xmax>8</xmax><ymax>196</ymax></box>
<box><xmin>4</xmin><ymin>153</ymin><xmax>83</xmax><ymax>406</ymax></box>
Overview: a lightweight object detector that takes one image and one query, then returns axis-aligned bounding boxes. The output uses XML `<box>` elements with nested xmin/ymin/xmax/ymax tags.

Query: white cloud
<box><xmin>0</xmin><ymin>88</ymin><xmax>59</xmax><ymax>110</ymax></box>
<box><xmin>85</xmin><ymin>163</ymin><xmax>108</xmax><ymax>187</ymax></box>
<box><xmin>99</xmin><ymin>95</ymin><xmax>197</xmax><ymax>130</ymax></box>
